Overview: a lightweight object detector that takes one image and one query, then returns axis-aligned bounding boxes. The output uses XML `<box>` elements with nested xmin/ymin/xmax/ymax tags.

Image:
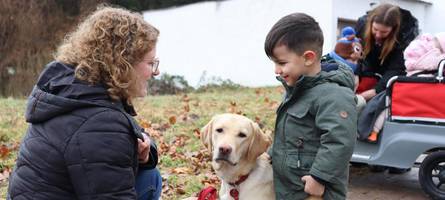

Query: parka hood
<box><xmin>277</xmin><ymin>63</ymin><xmax>355</xmax><ymax>97</ymax></box>
<box><xmin>25</xmin><ymin>61</ymin><xmax>133</xmax><ymax>123</ymax></box>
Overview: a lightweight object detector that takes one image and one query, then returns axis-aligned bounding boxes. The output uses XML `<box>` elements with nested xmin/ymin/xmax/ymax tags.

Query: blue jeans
<box><xmin>135</xmin><ymin>168</ymin><xmax>162</xmax><ymax>200</ymax></box>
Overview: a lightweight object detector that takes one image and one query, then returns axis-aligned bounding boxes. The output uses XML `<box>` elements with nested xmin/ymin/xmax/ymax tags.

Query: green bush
<box><xmin>147</xmin><ymin>72</ymin><xmax>242</xmax><ymax>95</ymax></box>
<box><xmin>195</xmin><ymin>71</ymin><xmax>243</xmax><ymax>93</ymax></box>
<box><xmin>148</xmin><ymin>73</ymin><xmax>193</xmax><ymax>95</ymax></box>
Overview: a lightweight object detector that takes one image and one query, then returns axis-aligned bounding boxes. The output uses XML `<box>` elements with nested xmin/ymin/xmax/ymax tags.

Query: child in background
<box><xmin>322</xmin><ymin>26</ymin><xmax>366</xmax><ymax>110</ymax></box>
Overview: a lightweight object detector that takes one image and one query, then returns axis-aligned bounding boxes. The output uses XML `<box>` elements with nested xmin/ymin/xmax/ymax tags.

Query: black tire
<box><xmin>419</xmin><ymin>151</ymin><xmax>445</xmax><ymax>200</ymax></box>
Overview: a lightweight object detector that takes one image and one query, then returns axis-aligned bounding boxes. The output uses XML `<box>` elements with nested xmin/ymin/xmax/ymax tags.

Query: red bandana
<box><xmin>196</xmin><ymin>174</ymin><xmax>249</xmax><ymax>200</ymax></box>
<box><xmin>197</xmin><ymin>186</ymin><xmax>217</xmax><ymax>200</ymax></box>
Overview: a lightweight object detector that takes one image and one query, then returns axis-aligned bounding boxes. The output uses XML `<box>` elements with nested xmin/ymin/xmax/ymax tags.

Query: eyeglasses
<box><xmin>150</xmin><ymin>58</ymin><xmax>160</xmax><ymax>73</ymax></box>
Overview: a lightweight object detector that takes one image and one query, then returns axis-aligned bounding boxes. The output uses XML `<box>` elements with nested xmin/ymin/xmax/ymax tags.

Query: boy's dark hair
<box><xmin>265</xmin><ymin>13</ymin><xmax>324</xmax><ymax>59</ymax></box>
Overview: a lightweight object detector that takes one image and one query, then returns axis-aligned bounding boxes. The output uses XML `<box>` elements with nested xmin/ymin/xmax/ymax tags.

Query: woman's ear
<box><xmin>303</xmin><ymin>50</ymin><xmax>317</xmax><ymax>66</ymax></box>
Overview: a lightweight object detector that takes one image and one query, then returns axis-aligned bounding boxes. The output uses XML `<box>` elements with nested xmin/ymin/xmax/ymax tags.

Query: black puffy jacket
<box><xmin>7</xmin><ymin>61</ymin><xmax>158</xmax><ymax>200</ymax></box>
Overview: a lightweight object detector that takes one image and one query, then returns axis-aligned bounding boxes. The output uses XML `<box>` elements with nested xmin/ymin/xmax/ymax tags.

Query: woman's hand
<box><xmin>359</xmin><ymin>89</ymin><xmax>377</xmax><ymax>101</ymax></box>
<box><xmin>137</xmin><ymin>135</ymin><xmax>151</xmax><ymax>163</ymax></box>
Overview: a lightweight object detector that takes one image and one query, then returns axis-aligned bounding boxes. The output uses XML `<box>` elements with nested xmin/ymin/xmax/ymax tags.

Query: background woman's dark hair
<box><xmin>364</xmin><ymin>3</ymin><xmax>401</xmax><ymax>65</ymax></box>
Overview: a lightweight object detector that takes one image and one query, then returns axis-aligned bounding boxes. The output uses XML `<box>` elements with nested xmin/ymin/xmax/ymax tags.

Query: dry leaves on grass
<box><xmin>0</xmin><ymin>142</ymin><xmax>19</xmax><ymax>159</ymax></box>
<box><xmin>0</xmin><ymin>145</ymin><xmax>10</xmax><ymax>159</ymax></box>
<box><xmin>0</xmin><ymin>143</ymin><xmax>18</xmax><ymax>183</ymax></box>
<box><xmin>0</xmin><ymin>167</ymin><xmax>11</xmax><ymax>182</ymax></box>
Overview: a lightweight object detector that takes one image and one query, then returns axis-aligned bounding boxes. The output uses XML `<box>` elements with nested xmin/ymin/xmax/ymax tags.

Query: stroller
<box><xmin>351</xmin><ymin>59</ymin><xmax>445</xmax><ymax>199</ymax></box>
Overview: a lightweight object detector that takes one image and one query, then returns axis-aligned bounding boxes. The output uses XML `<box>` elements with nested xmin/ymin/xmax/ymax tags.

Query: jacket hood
<box><xmin>25</xmin><ymin>61</ymin><xmax>132</xmax><ymax>123</ymax></box>
<box><xmin>278</xmin><ymin>63</ymin><xmax>355</xmax><ymax>97</ymax></box>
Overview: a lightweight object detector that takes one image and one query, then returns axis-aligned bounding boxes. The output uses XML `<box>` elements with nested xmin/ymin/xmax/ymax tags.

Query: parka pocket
<box><xmin>287</xmin><ymin>104</ymin><xmax>310</xmax><ymax>119</ymax></box>
<box><xmin>283</xmin><ymin>152</ymin><xmax>317</xmax><ymax>190</ymax></box>
<box><xmin>285</xmin><ymin>104</ymin><xmax>317</xmax><ymax>147</ymax></box>
<box><xmin>286</xmin><ymin>152</ymin><xmax>316</xmax><ymax>171</ymax></box>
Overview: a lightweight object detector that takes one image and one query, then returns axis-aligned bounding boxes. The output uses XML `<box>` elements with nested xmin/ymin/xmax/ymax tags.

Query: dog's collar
<box><xmin>229</xmin><ymin>174</ymin><xmax>249</xmax><ymax>186</ymax></box>
<box><xmin>228</xmin><ymin>174</ymin><xmax>249</xmax><ymax>200</ymax></box>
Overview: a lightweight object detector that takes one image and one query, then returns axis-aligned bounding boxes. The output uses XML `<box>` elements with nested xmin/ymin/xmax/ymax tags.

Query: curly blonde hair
<box><xmin>55</xmin><ymin>6</ymin><xmax>159</xmax><ymax>103</ymax></box>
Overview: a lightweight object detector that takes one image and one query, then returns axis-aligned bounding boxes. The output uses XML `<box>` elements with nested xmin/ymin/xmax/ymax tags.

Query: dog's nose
<box><xmin>219</xmin><ymin>146</ymin><xmax>232</xmax><ymax>155</ymax></box>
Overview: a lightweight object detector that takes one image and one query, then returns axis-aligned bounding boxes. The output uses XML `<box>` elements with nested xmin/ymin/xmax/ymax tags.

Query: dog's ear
<box><xmin>247</xmin><ymin>122</ymin><xmax>271</xmax><ymax>162</ymax></box>
<box><xmin>201</xmin><ymin>118</ymin><xmax>214</xmax><ymax>151</ymax></box>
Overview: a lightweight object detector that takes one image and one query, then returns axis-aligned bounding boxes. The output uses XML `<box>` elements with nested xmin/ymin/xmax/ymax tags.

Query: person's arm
<box><xmin>65</xmin><ymin>110</ymin><xmax>137</xmax><ymax>199</ymax></box>
<box><xmin>359</xmin><ymin>89</ymin><xmax>377</xmax><ymax>101</ymax></box>
<box><xmin>374</xmin><ymin>48</ymin><xmax>406</xmax><ymax>93</ymax></box>
<box><xmin>309</xmin><ymin>88</ymin><xmax>357</xmax><ymax>185</ymax></box>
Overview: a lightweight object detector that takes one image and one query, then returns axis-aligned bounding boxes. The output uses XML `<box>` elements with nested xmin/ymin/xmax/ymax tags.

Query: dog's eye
<box><xmin>238</xmin><ymin>132</ymin><xmax>247</xmax><ymax>138</ymax></box>
<box><xmin>216</xmin><ymin>128</ymin><xmax>223</xmax><ymax>133</ymax></box>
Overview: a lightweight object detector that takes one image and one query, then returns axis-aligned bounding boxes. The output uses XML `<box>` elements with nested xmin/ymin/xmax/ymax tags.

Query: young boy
<box><xmin>265</xmin><ymin>13</ymin><xmax>357</xmax><ymax>199</ymax></box>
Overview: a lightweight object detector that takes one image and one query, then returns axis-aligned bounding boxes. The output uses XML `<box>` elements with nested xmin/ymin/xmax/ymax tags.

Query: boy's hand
<box><xmin>301</xmin><ymin>175</ymin><xmax>325</xmax><ymax>197</ymax></box>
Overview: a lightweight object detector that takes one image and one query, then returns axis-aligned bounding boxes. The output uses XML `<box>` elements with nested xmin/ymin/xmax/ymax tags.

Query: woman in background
<box><xmin>355</xmin><ymin>3</ymin><xmax>418</xmax><ymax>100</ymax></box>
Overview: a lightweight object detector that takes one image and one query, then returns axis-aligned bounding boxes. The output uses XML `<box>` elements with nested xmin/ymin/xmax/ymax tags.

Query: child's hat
<box><xmin>335</xmin><ymin>27</ymin><xmax>360</xmax><ymax>59</ymax></box>
<box><xmin>341</xmin><ymin>26</ymin><xmax>356</xmax><ymax>38</ymax></box>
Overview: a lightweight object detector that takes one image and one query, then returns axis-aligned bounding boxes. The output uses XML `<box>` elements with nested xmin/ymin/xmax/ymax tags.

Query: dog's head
<box><xmin>201</xmin><ymin>114</ymin><xmax>271</xmax><ymax>167</ymax></box>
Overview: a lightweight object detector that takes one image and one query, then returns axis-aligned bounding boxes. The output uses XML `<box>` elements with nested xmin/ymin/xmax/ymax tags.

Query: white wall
<box><xmin>423</xmin><ymin>0</ymin><xmax>445</xmax><ymax>34</ymax></box>
<box><xmin>144</xmin><ymin>0</ymin><xmax>440</xmax><ymax>87</ymax></box>
<box><xmin>144</xmin><ymin>0</ymin><xmax>332</xmax><ymax>87</ymax></box>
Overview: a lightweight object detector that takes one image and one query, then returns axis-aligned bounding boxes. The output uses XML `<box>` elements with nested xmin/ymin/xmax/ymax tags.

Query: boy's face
<box><xmin>271</xmin><ymin>45</ymin><xmax>310</xmax><ymax>86</ymax></box>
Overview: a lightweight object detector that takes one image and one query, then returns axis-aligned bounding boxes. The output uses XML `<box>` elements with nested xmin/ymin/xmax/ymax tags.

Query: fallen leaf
<box><xmin>193</xmin><ymin>128</ymin><xmax>201</xmax><ymax>138</ymax></box>
<box><xmin>182</xmin><ymin>94</ymin><xmax>190</xmax><ymax>102</ymax></box>
<box><xmin>176</xmin><ymin>187</ymin><xmax>186</xmax><ymax>195</ymax></box>
<box><xmin>0</xmin><ymin>145</ymin><xmax>10</xmax><ymax>159</ymax></box>
<box><xmin>169</xmin><ymin>116</ymin><xmax>177</xmax><ymax>125</ymax></box>
<box><xmin>0</xmin><ymin>167</ymin><xmax>11</xmax><ymax>182</ymax></box>
<box><xmin>171</xmin><ymin>167</ymin><xmax>193</xmax><ymax>174</ymax></box>
<box><xmin>255</xmin><ymin>89</ymin><xmax>261</xmax><ymax>95</ymax></box>
<box><xmin>184</xmin><ymin>104</ymin><xmax>190</xmax><ymax>112</ymax></box>
<box><xmin>138</xmin><ymin>119</ymin><xmax>151</xmax><ymax>129</ymax></box>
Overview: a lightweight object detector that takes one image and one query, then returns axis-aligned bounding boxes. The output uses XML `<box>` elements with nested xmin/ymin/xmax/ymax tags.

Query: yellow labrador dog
<box><xmin>201</xmin><ymin>113</ymin><xmax>275</xmax><ymax>200</ymax></box>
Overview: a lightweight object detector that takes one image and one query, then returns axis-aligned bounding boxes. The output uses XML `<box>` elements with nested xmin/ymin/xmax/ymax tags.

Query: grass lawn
<box><xmin>0</xmin><ymin>86</ymin><xmax>282</xmax><ymax>199</ymax></box>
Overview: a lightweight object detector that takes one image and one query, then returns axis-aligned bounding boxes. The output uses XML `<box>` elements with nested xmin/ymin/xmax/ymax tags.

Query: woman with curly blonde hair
<box><xmin>8</xmin><ymin>6</ymin><xmax>162</xmax><ymax>200</ymax></box>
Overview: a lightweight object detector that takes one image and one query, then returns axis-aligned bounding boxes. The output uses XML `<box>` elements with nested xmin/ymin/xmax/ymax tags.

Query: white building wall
<box><xmin>144</xmin><ymin>0</ymin><xmax>441</xmax><ymax>87</ymax></box>
<box><xmin>423</xmin><ymin>0</ymin><xmax>445</xmax><ymax>34</ymax></box>
<box><xmin>144</xmin><ymin>0</ymin><xmax>332</xmax><ymax>87</ymax></box>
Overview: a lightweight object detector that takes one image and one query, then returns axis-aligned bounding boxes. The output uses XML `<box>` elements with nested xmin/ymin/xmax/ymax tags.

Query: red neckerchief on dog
<box><xmin>228</xmin><ymin>174</ymin><xmax>249</xmax><ymax>200</ymax></box>
<box><xmin>197</xmin><ymin>186</ymin><xmax>217</xmax><ymax>200</ymax></box>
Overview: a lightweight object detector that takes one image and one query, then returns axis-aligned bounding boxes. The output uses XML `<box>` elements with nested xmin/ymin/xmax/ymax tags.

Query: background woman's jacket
<box><xmin>7</xmin><ymin>61</ymin><xmax>158</xmax><ymax>199</ymax></box>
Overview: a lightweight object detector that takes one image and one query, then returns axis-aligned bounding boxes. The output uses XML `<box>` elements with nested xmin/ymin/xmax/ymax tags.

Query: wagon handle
<box><xmin>437</xmin><ymin>59</ymin><xmax>445</xmax><ymax>83</ymax></box>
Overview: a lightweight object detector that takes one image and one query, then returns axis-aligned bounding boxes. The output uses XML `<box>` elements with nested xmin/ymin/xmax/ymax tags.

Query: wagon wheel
<box><xmin>419</xmin><ymin>151</ymin><xmax>445</xmax><ymax>199</ymax></box>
